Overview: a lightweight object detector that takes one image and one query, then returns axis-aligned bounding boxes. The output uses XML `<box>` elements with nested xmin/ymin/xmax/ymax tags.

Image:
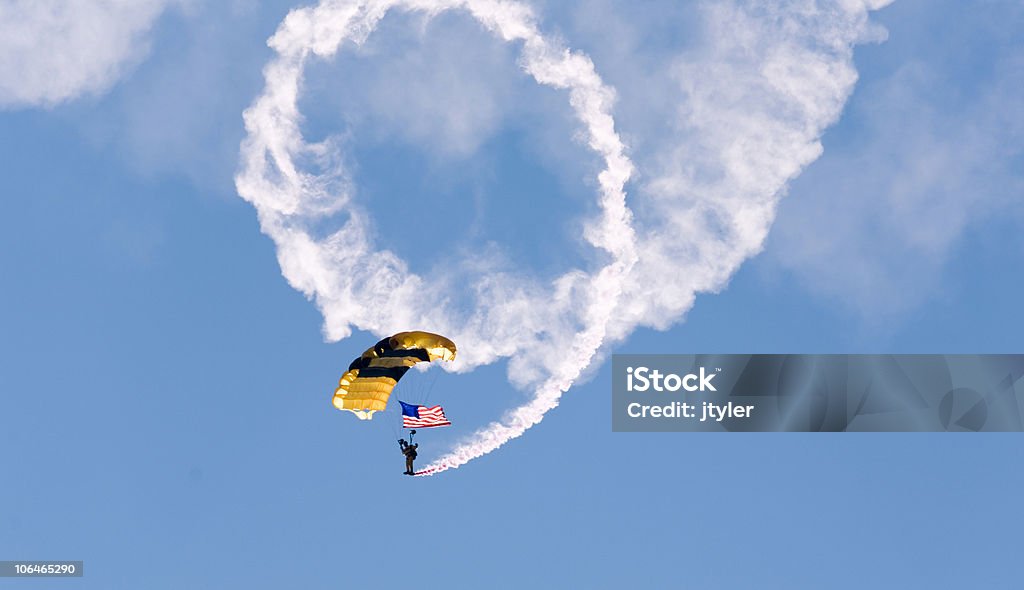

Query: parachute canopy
<box><xmin>332</xmin><ymin>331</ymin><xmax>457</xmax><ymax>420</ymax></box>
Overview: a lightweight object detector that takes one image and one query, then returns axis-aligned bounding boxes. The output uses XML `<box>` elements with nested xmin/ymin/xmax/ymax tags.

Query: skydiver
<box><xmin>399</xmin><ymin>437</ymin><xmax>418</xmax><ymax>475</ymax></box>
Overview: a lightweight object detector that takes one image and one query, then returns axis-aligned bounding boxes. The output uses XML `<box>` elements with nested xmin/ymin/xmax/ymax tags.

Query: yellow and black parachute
<box><xmin>332</xmin><ymin>331</ymin><xmax>457</xmax><ymax>420</ymax></box>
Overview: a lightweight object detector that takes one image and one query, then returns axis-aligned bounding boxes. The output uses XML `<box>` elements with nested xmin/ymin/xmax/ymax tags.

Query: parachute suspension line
<box><xmin>383</xmin><ymin>399</ymin><xmax>400</xmax><ymax>439</ymax></box>
<box><xmin>371</xmin><ymin>408</ymin><xmax>399</xmax><ymax>442</ymax></box>
<box><xmin>421</xmin><ymin>371</ymin><xmax>439</xmax><ymax>407</ymax></box>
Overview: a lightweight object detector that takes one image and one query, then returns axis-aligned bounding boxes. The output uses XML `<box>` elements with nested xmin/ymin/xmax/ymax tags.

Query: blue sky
<box><xmin>1</xmin><ymin>1</ymin><xmax>1022</xmax><ymax>588</ymax></box>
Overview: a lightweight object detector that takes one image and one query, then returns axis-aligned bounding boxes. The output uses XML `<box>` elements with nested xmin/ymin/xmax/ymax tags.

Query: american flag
<box><xmin>399</xmin><ymin>401</ymin><xmax>451</xmax><ymax>428</ymax></box>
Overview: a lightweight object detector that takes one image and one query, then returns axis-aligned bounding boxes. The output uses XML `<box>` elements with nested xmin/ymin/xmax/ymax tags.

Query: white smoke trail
<box><xmin>236</xmin><ymin>0</ymin><xmax>892</xmax><ymax>474</ymax></box>
<box><xmin>236</xmin><ymin>0</ymin><xmax>637</xmax><ymax>474</ymax></box>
